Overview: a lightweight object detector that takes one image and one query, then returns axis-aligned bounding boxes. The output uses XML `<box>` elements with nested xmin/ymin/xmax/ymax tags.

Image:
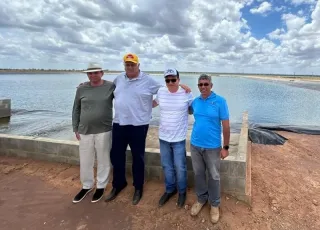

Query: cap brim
<box><xmin>164</xmin><ymin>74</ymin><xmax>177</xmax><ymax>78</ymax></box>
<box><xmin>124</xmin><ymin>59</ymin><xmax>138</xmax><ymax>64</ymax></box>
<box><xmin>82</xmin><ymin>69</ymin><xmax>103</xmax><ymax>73</ymax></box>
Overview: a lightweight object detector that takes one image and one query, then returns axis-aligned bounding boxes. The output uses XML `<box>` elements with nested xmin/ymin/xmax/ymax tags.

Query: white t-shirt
<box><xmin>155</xmin><ymin>87</ymin><xmax>194</xmax><ymax>142</ymax></box>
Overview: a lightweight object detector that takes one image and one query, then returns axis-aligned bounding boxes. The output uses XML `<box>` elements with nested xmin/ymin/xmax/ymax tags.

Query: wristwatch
<box><xmin>223</xmin><ymin>145</ymin><xmax>229</xmax><ymax>150</ymax></box>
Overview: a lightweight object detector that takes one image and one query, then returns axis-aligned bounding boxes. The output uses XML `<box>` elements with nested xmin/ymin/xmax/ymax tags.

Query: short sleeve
<box><xmin>219</xmin><ymin>99</ymin><xmax>229</xmax><ymax>120</ymax></box>
<box><xmin>187</xmin><ymin>92</ymin><xmax>194</xmax><ymax>106</ymax></box>
<box><xmin>113</xmin><ymin>77</ymin><xmax>117</xmax><ymax>85</ymax></box>
<box><xmin>148</xmin><ymin>76</ymin><xmax>163</xmax><ymax>95</ymax></box>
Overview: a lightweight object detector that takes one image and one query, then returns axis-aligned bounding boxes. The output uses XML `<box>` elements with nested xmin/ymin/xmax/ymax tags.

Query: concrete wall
<box><xmin>220</xmin><ymin>111</ymin><xmax>251</xmax><ymax>204</ymax></box>
<box><xmin>0</xmin><ymin>112</ymin><xmax>251</xmax><ymax>204</ymax></box>
<box><xmin>0</xmin><ymin>99</ymin><xmax>11</xmax><ymax>118</ymax></box>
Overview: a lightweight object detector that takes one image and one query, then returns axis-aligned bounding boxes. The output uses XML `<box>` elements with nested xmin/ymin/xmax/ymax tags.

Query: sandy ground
<box><xmin>237</xmin><ymin>75</ymin><xmax>320</xmax><ymax>92</ymax></box>
<box><xmin>232</xmin><ymin>75</ymin><xmax>320</xmax><ymax>82</ymax></box>
<box><xmin>0</xmin><ymin>131</ymin><xmax>319</xmax><ymax>230</ymax></box>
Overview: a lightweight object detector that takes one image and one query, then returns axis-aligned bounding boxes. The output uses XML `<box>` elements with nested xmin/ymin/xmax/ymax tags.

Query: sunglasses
<box><xmin>198</xmin><ymin>83</ymin><xmax>210</xmax><ymax>87</ymax></box>
<box><xmin>165</xmin><ymin>79</ymin><xmax>177</xmax><ymax>83</ymax></box>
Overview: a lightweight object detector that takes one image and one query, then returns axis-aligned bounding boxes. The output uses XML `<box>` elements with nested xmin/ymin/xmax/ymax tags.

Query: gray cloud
<box><xmin>0</xmin><ymin>0</ymin><xmax>319</xmax><ymax>74</ymax></box>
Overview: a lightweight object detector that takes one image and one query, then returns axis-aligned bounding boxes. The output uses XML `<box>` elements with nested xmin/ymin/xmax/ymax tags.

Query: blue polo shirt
<box><xmin>191</xmin><ymin>92</ymin><xmax>229</xmax><ymax>149</ymax></box>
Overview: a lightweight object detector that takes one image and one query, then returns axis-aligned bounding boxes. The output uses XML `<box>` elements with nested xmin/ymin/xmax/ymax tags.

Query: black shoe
<box><xmin>72</xmin><ymin>188</ymin><xmax>93</xmax><ymax>203</ymax></box>
<box><xmin>105</xmin><ymin>184</ymin><xmax>127</xmax><ymax>202</ymax></box>
<box><xmin>177</xmin><ymin>192</ymin><xmax>186</xmax><ymax>208</ymax></box>
<box><xmin>91</xmin><ymin>188</ymin><xmax>105</xmax><ymax>203</ymax></box>
<box><xmin>132</xmin><ymin>189</ymin><xmax>143</xmax><ymax>205</ymax></box>
<box><xmin>158</xmin><ymin>189</ymin><xmax>177</xmax><ymax>207</ymax></box>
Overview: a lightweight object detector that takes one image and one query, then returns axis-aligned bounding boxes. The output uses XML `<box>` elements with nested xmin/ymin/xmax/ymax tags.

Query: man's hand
<box><xmin>152</xmin><ymin>100</ymin><xmax>159</xmax><ymax>108</ymax></box>
<box><xmin>75</xmin><ymin>132</ymin><xmax>81</xmax><ymax>141</ymax></box>
<box><xmin>179</xmin><ymin>84</ymin><xmax>191</xmax><ymax>93</ymax></box>
<box><xmin>76</xmin><ymin>82</ymin><xmax>87</xmax><ymax>88</ymax></box>
<box><xmin>220</xmin><ymin>148</ymin><xmax>229</xmax><ymax>159</ymax></box>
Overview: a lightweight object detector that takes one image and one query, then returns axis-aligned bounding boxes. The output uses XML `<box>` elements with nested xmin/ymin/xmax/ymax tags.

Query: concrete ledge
<box><xmin>0</xmin><ymin>99</ymin><xmax>11</xmax><ymax>118</ymax></box>
<box><xmin>219</xmin><ymin>111</ymin><xmax>251</xmax><ymax>205</ymax></box>
<box><xmin>0</xmin><ymin>112</ymin><xmax>251</xmax><ymax>204</ymax></box>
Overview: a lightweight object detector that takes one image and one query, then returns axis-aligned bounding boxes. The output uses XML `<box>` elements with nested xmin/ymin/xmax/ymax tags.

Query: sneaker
<box><xmin>91</xmin><ymin>188</ymin><xmax>105</xmax><ymax>203</ymax></box>
<box><xmin>190</xmin><ymin>201</ymin><xmax>206</xmax><ymax>216</ymax></box>
<box><xmin>177</xmin><ymin>192</ymin><xmax>186</xmax><ymax>208</ymax></box>
<box><xmin>72</xmin><ymin>188</ymin><xmax>93</xmax><ymax>203</ymax></box>
<box><xmin>210</xmin><ymin>206</ymin><xmax>220</xmax><ymax>223</ymax></box>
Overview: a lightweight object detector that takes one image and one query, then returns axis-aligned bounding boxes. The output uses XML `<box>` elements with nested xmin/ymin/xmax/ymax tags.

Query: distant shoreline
<box><xmin>1</xmin><ymin>69</ymin><xmax>320</xmax><ymax>82</ymax></box>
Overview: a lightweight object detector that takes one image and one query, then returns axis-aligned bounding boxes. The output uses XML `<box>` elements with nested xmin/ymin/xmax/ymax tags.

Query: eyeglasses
<box><xmin>198</xmin><ymin>83</ymin><xmax>210</xmax><ymax>87</ymax></box>
<box><xmin>165</xmin><ymin>79</ymin><xmax>177</xmax><ymax>83</ymax></box>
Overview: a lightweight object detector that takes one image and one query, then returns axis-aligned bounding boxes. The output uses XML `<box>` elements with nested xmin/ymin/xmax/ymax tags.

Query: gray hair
<box><xmin>198</xmin><ymin>74</ymin><xmax>212</xmax><ymax>83</ymax></box>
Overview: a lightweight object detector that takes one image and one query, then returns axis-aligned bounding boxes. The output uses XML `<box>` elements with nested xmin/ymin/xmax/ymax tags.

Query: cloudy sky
<box><xmin>0</xmin><ymin>0</ymin><xmax>319</xmax><ymax>74</ymax></box>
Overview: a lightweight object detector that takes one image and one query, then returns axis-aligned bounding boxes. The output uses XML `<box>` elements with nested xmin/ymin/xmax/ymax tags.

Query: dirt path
<box><xmin>0</xmin><ymin>131</ymin><xmax>319</xmax><ymax>230</ymax></box>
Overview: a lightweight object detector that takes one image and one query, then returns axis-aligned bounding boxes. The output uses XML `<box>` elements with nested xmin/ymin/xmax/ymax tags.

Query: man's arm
<box><xmin>179</xmin><ymin>84</ymin><xmax>191</xmax><ymax>93</ymax></box>
<box><xmin>153</xmin><ymin>91</ymin><xmax>160</xmax><ymax>108</ymax></box>
<box><xmin>222</xmin><ymin>120</ymin><xmax>230</xmax><ymax>147</ymax></box>
<box><xmin>72</xmin><ymin>89</ymin><xmax>81</xmax><ymax>140</ymax></box>
<box><xmin>220</xmin><ymin>119</ymin><xmax>230</xmax><ymax>159</ymax></box>
<box><xmin>148</xmin><ymin>75</ymin><xmax>163</xmax><ymax>95</ymax></box>
<box><xmin>220</xmin><ymin>98</ymin><xmax>230</xmax><ymax>159</ymax></box>
<box><xmin>187</xmin><ymin>92</ymin><xmax>194</xmax><ymax>114</ymax></box>
<box><xmin>152</xmin><ymin>100</ymin><xmax>159</xmax><ymax>108</ymax></box>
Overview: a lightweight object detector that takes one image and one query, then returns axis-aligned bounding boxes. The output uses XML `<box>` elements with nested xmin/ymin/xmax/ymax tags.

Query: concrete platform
<box><xmin>0</xmin><ymin>112</ymin><xmax>251</xmax><ymax>204</ymax></box>
<box><xmin>0</xmin><ymin>98</ymin><xmax>11</xmax><ymax>118</ymax></box>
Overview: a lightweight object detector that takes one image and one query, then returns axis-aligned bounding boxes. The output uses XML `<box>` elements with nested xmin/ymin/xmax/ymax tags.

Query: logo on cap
<box><xmin>166</xmin><ymin>69</ymin><xmax>175</xmax><ymax>74</ymax></box>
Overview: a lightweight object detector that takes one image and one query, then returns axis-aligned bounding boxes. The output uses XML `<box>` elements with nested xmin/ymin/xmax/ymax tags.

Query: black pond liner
<box><xmin>248</xmin><ymin>124</ymin><xmax>320</xmax><ymax>145</ymax></box>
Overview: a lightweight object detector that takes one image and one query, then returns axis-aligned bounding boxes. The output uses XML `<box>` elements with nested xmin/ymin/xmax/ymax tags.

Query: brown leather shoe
<box><xmin>190</xmin><ymin>201</ymin><xmax>206</xmax><ymax>216</ymax></box>
<box><xmin>210</xmin><ymin>206</ymin><xmax>220</xmax><ymax>224</ymax></box>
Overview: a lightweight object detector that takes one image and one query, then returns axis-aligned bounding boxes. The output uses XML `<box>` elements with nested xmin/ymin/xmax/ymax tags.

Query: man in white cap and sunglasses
<box><xmin>152</xmin><ymin>68</ymin><xmax>193</xmax><ymax>208</ymax></box>
<box><xmin>72</xmin><ymin>63</ymin><xmax>115</xmax><ymax>203</ymax></box>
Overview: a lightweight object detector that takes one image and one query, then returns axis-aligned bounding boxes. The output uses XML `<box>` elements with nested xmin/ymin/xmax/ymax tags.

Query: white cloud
<box><xmin>267</xmin><ymin>1</ymin><xmax>320</xmax><ymax>71</ymax></box>
<box><xmin>275</xmin><ymin>6</ymin><xmax>286</xmax><ymax>12</ymax></box>
<box><xmin>282</xmin><ymin>14</ymin><xmax>306</xmax><ymax>30</ymax></box>
<box><xmin>250</xmin><ymin>2</ymin><xmax>272</xmax><ymax>15</ymax></box>
<box><xmin>0</xmin><ymin>0</ymin><xmax>319</xmax><ymax>74</ymax></box>
<box><xmin>287</xmin><ymin>0</ymin><xmax>317</xmax><ymax>6</ymax></box>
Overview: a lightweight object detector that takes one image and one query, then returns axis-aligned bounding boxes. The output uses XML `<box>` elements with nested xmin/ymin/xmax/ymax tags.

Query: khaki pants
<box><xmin>79</xmin><ymin>131</ymin><xmax>112</xmax><ymax>189</ymax></box>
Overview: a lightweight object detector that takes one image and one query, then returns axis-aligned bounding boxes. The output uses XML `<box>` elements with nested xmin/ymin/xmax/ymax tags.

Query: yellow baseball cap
<box><xmin>123</xmin><ymin>53</ymin><xmax>139</xmax><ymax>63</ymax></box>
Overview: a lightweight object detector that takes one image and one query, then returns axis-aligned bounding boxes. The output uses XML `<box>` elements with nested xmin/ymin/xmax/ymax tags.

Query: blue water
<box><xmin>0</xmin><ymin>73</ymin><xmax>319</xmax><ymax>140</ymax></box>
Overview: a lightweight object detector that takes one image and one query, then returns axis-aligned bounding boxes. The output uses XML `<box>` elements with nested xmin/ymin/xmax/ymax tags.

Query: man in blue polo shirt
<box><xmin>189</xmin><ymin>74</ymin><xmax>230</xmax><ymax>224</ymax></box>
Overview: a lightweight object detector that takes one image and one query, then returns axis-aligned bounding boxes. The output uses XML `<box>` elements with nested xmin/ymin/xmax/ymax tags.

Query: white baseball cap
<box><xmin>164</xmin><ymin>68</ymin><xmax>179</xmax><ymax>78</ymax></box>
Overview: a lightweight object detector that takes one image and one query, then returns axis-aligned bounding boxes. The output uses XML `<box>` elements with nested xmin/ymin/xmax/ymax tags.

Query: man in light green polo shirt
<box><xmin>72</xmin><ymin>63</ymin><xmax>115</xmax><ymax>204</ymax></box>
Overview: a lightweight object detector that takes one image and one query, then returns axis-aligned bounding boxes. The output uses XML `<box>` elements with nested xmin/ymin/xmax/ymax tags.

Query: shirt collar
<box><xmin>125</xmin><ymin>71</ymin><xmax>143</xmax><ymax>81</ymax></box>
<box><xmin>200</xmin><ymin>91</ymin><xmax>216</xmax><ymax>100</ymax></box>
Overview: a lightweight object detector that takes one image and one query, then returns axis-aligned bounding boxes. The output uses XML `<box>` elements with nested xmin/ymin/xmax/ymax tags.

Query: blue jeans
<box><xmin>190</xmin><ymin>144</ymin><xmax>221</xmax><ymax>207</ymax></box>
<box><xmin>159</xmin><ymin>139</ymin><xmax>187</xmax><ymax>194</ymax></box>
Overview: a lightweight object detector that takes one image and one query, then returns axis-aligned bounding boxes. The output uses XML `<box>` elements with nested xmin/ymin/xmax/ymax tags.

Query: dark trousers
<box><xmin>110</xmin><ymin>123</ymin><xmax>149</xmax><ymax>190</ymax></box>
